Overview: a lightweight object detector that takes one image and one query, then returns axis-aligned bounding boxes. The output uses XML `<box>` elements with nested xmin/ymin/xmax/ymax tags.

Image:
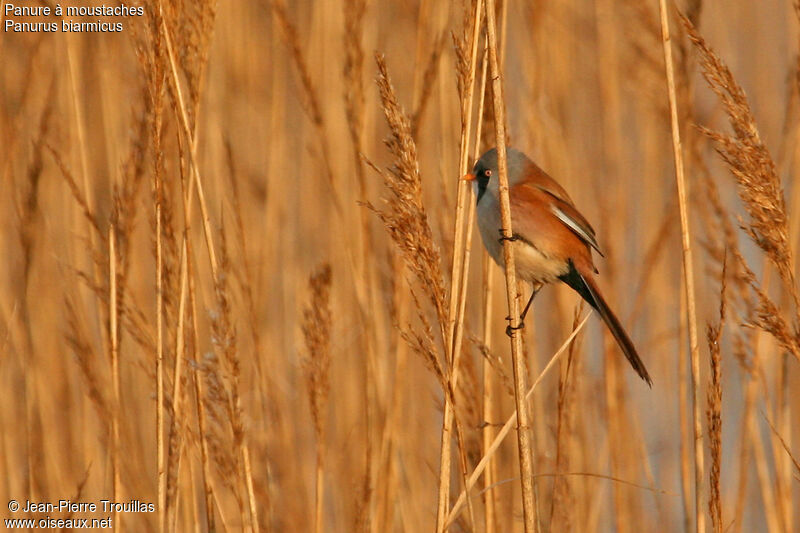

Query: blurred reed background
<box><xmin>1</xmin><ymin>0</ymin><xmax>799</xmax><ymax>531</ymax></box>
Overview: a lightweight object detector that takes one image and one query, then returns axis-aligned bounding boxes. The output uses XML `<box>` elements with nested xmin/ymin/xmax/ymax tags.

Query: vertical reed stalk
<box><xmin>375</xmin><ymin>254</ymin><xmax>410</xmax><ymax>532</ymax></box>
<box><xmin>775</xmin><ymin>354</ymin><xmax>792</xmax><ymax>532</ymax></box>
<box><xmin>64</xmin><ymin>34</ymin><xmax>98</xmax><ymax>281</ymax></box>
<box><xmin>474</xmin><ymin>40</ymin><xmax>498</xmax><ymax>533</ymax></box>
<box><xmin>656</xmin><ymin>3</ymin><xmax>704</xmax><ymax>532</ymax></box>
<box><xmin>481</xmin><ymin>249</ymin><xmax>498</xmax><ymax>533</ymax></box>
<box><xmin>342</xmin><ymin>3</ymin><xmax>377</xmax><ymax>528</ymax></box>
<box><xmin>678</xmin><ymin>281</ymin><xmax>693</xmax><ymax>533</ymax></box>
<box><xmin>166</xmin><ymin>238</ymin><xmax>188</xmax><ymax>532</ymax></box>
<box><xmin>484</xmin><ymin>0</ymin><xmax>536</xmax><ymax>529</ymax></box>
<box><xmin>750</xmin><ymin>411</ymin><xmax>782</xmax><ymax>533</ymax></box>
<box><xmin>109</xmin><ymin>225</ymin><xmax>121</xmax><ymax>529</ymax></box>
<box><xmin>188</xmin><ymin>259</ymin><xmax>215</xmax><ymax>533</ymax></box>
<box><xmin>750</xmin><ymin>314</ymin><xmax>781</xmax><ymax>533</ymax></box>
<box><xmin>435</xmin><ymin>0</ymin><xmax>483</xmax><ymax>529</ymax></box>
<box><xmin>191</xmin><ymin>367</ymin><xmax>215</xmax><ymax>532</ymax></box>
<box><xmin>163</xmin><ymin>13</ymin><xmax>260</xmax><ymax>532</ymax></box>
<box><xmin>155</xmin><ymin>156</ymin><xmax>166</xmax><ymax>533</ymax></box>
<box><xmin>176</xmin><ymin>128</ymin><xmax>217</xmax><ymax>533</ymax></box>
<box><xmin>732</xmin><ymin>373</ymin><xmax>755</xmax><ymax>533</ymax></box>
<box><xmin>167</xmin><ymin>132</ymin><xmax>192</xmax><ymax>527</ymax></box>
<box><xmin>594</xmin><ymin>2</ymin><xmax>631</xmax><ymax>529</ymax></box>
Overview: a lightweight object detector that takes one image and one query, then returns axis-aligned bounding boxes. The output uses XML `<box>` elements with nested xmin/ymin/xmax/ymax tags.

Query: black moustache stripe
<box><xmin>477</xmin><ymin>175</ymin><xmax>489</xmax><ymax>203</ymax></box>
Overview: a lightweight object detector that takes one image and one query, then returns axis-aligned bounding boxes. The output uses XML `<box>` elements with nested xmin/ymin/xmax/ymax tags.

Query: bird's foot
<box><xmin>498</xmin><ymin>229</ymin><xmax>519</xmax><ymax>243</ymax></box>
<box><xmin>505</xmin><ymin>321</ymin><xmax>525</xmax><ymax>337</ymax></box>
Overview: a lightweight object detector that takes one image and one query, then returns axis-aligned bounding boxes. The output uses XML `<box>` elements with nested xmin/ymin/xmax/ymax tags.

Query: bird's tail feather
<box><xmin>559</xmin><ymin>262</ymin><xmax>652</xmax><ymax>386</ymax></box>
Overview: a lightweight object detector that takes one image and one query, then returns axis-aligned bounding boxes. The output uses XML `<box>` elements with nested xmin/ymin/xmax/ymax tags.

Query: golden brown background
<box><xmin>1</xmin><ymin>0</ymin><xmax>798</xmax><ymax>531</ymax></box>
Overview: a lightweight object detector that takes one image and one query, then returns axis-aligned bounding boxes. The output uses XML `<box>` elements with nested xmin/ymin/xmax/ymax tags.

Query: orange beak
<box><xmin>461</xmin><ymin>172</ymin><xmax>475</xmax><ymax>182</ymax></box>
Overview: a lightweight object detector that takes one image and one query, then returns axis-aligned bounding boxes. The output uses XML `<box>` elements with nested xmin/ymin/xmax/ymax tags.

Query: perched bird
<box><xmin>464</xmin><ymin>147</ymin><xmax>651</xmax><ymax>385</ymax></box>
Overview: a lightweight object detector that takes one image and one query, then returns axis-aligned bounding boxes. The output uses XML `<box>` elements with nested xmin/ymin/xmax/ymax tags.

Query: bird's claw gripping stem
<box><xmin>505</xmin><ymin>314</ymin><xmax>525</xmax><ymax>337</ymax></box>
<box><xmin>498</xmin><ymin>229</ymin><xmax>519</xmax><ymax>243</ymax></box>
<box><xmin>505</xmin><ymin>322</ymin><xmax>524</xmax><ymax>337</ymax></box>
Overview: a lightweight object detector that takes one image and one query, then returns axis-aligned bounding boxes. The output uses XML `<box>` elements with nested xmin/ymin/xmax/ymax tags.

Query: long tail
<box><xmin>559</xmin><ymin>262</ymin><xmax>652</xmax><ymax>386</ymax></box>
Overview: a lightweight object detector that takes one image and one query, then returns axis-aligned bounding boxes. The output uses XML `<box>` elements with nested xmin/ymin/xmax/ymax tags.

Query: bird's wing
<box><xmin>512</xmin><ymin>180</ymin><xmax>604</xmax><ymax>257</ymax></box>
<box><xmin>544</xmin><ymin>192</ymin><xmax>604</xmax><ymax>257</ymax></box>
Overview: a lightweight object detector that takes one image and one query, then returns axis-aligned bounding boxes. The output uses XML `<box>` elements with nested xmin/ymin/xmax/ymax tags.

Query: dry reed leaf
<box><xmin>411</xmin><ymin>32</ymin><xmax>446</xmax><ymax>137</ymax></box>
<box><xmin>763</xmin><ymin>414</ymin><xmax>800</xmax><ymax>481</ymax></box>
<box><xmin>343</xmin><ymin>0</ymin><xmax>368</xmax><ymax>197</ymax></box>
<box><xmin>470</xmin><ymin>335</ymin><xmax>514</xmax><ymax>398</ymax></box>
<box><xmin>270</xmin><ymin>0</ymin><xmax>337</xmax><ymax>206</ymax></box>
<box><xmin>46</xmin><ymin>144</ymin><xmax>102</xmax><ymax>238</ymax></box>
<box><xmin>301</xmin><ymin>263</ymin><xmax>333</xmax><ymax>441</ymax></box>
<box><xmin>64</xmin><ymin>295</ymin><xmax>109</xmax><ymax>420</ymax></box>
<box><xmin>402</xmin><ymin>289</ymin><xmax>448</xmax><ymax>393</ymax></box>
<box><xmin>15</xmin><ymin>85</ymin><xmax>53</xmax><ymax>285</ymax></box>
<box><xmin>706</xmin><ymin>255</ymin><xmax>726</xmax><ymax>533</ymax></box>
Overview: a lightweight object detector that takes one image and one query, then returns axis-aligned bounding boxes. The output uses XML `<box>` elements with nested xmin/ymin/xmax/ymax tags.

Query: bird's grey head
<box><xmin>471</xmin><ymin>147</ymin><xmax>531</xmax><ymax>202</ymax></box>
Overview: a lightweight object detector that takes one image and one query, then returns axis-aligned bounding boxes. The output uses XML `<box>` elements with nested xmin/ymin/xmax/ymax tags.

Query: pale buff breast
<box><xmin>476</xmin><ymin>191</ymin><xmax>568</xmax><ymax>284</ymax></box>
